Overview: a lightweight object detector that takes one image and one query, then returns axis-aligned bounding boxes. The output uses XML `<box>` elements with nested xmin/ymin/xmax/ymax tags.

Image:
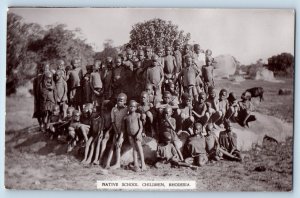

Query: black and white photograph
<box><xmin>5</xmin><ymin>8</ymin><xmax>294</xmax><ymax>191</ymax></box>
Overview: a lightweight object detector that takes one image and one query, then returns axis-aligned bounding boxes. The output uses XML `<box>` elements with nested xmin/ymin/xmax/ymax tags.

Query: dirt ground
<box><xmin>5</xmin><ymin>79</ymin><xmax>294</xmax><ymax>191</ymax></box>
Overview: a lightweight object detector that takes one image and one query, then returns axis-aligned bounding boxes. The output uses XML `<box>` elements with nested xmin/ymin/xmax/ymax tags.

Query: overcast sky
<box><xmin>9</xmin><ymin>8</ymin><xmax>294</xmax><ymax>65</ymax></box>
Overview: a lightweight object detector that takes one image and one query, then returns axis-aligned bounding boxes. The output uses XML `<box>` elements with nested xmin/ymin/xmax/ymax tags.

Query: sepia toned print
<box><xmin>5</xmin><ymin>8</ymin><xmax>294</xmax><ymax>191</ymax></box>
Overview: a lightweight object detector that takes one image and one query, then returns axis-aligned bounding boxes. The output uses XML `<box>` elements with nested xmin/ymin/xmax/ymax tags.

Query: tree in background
<box><xmin>267</xmin><ymin>53</ymin><xmax>294</xmax><ymax>77</ymax></box>
<box><xmin>94</xmin><ymin>39</ymin><xmax>119</xmax><ymax>61</ymax></box>
<box><xmin>6</xmin><ymin>13</ymin><xmax>95</xmax><ymax>95</ymax></box>
<box><xmin>129</xmin><ymin>18</ymin><xmax>191</xmax><ymax>49</ymax></box>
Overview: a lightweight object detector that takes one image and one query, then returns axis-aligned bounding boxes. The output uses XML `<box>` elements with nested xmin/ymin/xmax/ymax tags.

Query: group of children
<box><xmin>32</xmin><ymin>40</ymin><xmax>256</xmax><ymax>171</ymax></box>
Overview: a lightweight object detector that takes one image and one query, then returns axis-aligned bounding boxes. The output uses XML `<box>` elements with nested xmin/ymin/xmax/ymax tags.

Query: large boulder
<box><xmin>212</xmin><ymin>55</ymin><xmax>238</xmax><ymax>79</ymax></box>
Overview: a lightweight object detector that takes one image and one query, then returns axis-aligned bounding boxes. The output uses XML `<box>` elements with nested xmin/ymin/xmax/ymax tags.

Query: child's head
<box><xmin>165</xmin><ymin>46</ymin><xmax>172</xmax><ymax>56</ymax></box>
<box><xmin>181</xmin><ymin>92</ymin><xmax>192</xmax><ymax>106</ymax></box>
<box><xmin>66</xmin><ymin>107</ymin><xmax>75</xmax><ymax>118</ymax></box>
<box><xmin>145</xmin><ymin>46</ymin><xmax>153</xmax><ymax>59</ymax></box>
<box><xmin>40</xmin><ymin>62</ymin><xmax>50</xmax><ymax>74</ymax></box>
<box><xmin>85</xmin><ymin>103</ymin><xmax>94</xmax><ymax>114</ymax></box>
<box><xmin>184</xmin><ymin>44</ymin><xmax>192</xmax><ymax>54</ymax></box>
<box><xmin>94</xmin><ymin>59</ymin><xmax>102</xmax><ymax>70</ymax></box>
<box><xmin>57</xmin><ymin>59</ymin><xmax>65</xmax><ymax>70</ymax></box>
<box><xmin>44</xmin><ymin>71</ymin><xmax>53</xmax><ymax>87</ymax></box>
<box><xmin>219</xmin><ymin>89</ymin><xmax>228</xmax><ymax>100</ymax></box>
<box><xmin>198</xmin><ymin>92</ymin><xmax>207</xmax><ymax>103</ymax></box>
<box><xmin>137</xmin><ymin>50</ymin><xmax>145</xmax><ymax>61</ymax></box>
<box><xmin>156</xmin><ymin>46</ymin><xmax>164</xmax><ymax>57</ymax></box>
<box><xmin>115</xmin><ymin>57</ymin><xmax>122</xmax><ymax>67</ymax></box>
<box><xmin>126</xmin><ymin>49</ymin><xmax>133</xmax><ymax>60</ymax></box>
<box><xmin>71</xmin><ymin>57</ymin><xmax>81</xmax><ymax>68</ymax></box>
<box><xmin>185</xmin><ymin>55</ymin><xmax>193</xmax><ymax>67</ymax></box>
<box><xmin>163</xmin><ymin>106</ymin><xmax>173</xmax><ymax>118</ymax></box>
<box><xmin>173</xmin><ymin>40</ymin><xmax>181</xmax><ymax>50</ymax></box>
<box><xmin>145</xmin><ymin>84</ymin><xmax>154</xmax><ymax>94</ymax></box>
<box><xmin>140</xmin><ymin>91</ymin><xmax>149</xmax><ymax>104</ymax></box>
<box><xmin>86</xmin><ymin>65</ymin><xmax>93</xmax><ymax>74</ymax></box>
<box><xmin>168</xmin><ymin>81</ymin><xmax>175</xmax><ymax>92</ymax></box>
<box><xmin>128</xmin><ymin>100</ymin><xmax>138</xmax><ymax>113</ymax></box>
<box><xmin>228</xmin><ymin>92</ymin><xmax>237</xmax><ymax>104</ymax></box>
<box><xmin>193</xmin><ymin>44</ymin><xmax>201</xmax><ymax>54</ymax></box>
<box><xmin>194</xmin><ymin>122</ymin><xmax>203</xmax><ymax>135</ymax></box>
<box><xmin>55</xmin><ymin>70</ymin><xmax>63</xmax><ymax>81</ymax></box>
<box><xmin>206</xmin><ymin>123</ymin><xmax>213</xmax><ymax>135</ymax></box>
<box><xmin>82</xmin><ymin>105</ymin><xmax>91</xmax><ymax>118</ymax></box>
<box><xmin>106</xmin><ymin>57</ymin><xmax>113</xmax><ymax>68</ymax></box>
<box><xmin>162</xmin><ymin>91</ymin><xmax>172</xmax><ymax>104</ymax></box>
<box><xmin>205</xmin><ymin>49</ymin><xmax>212</xmax><ymax>56</ymax></box>
<box><xmin>224</xmin><ymin>120</ymin><xmax>232</xmax><ymax>132</ymax></box>
<box><xmin>73</xmin><ymin>110</ymin><xmax>81</xmax><ymax>122</ymax></box>
<box><xmin>52</xmin><ymin>105</ymin><xmax>60</xmax><ymax>116</ymax></box>
<box><xmin>208</xmin><ymin>86</ymin><xmax>216</xmax><ymax>98</ymax></box>
<box><xmin>162</xmin><ymin>132</ymin><xmax>172</xmax><ymax>144</ymax></box>
<box><xmin>117</xmin><ymin>93</ymin><xmax>127</xmax><ymax>108</ymax></box>
<box><xmin>151</xmin><ymin>54</ymin><xmax>159</xmax><ymax>67</ymax></box>
<box><xmin>241</xmin><ymin>91</ymin><xmax>251</xmax><ymax>101</ymax></box>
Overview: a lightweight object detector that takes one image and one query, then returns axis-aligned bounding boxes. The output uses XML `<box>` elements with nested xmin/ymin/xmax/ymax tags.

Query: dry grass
<box><xmin>5</xmin><ymin>78</ymin><xmax>294</xmax><ymax>191</ymax></box>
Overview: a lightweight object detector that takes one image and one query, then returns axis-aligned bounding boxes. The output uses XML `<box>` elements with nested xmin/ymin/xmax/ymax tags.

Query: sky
<box><xmin>9</xmin><ymin>8</ymin><xmax>295</xmax><ymax>65</ymax></box>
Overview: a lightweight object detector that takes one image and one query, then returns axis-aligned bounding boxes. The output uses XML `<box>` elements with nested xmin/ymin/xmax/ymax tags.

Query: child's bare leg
<box><xmin>141</xmin><ymin>113</ymin><xmax>147</xmax><ymax>125</ymax></box>
<box><xmin>93</xmin><ymin>136</ymin><xmax>102</xmax><ymax>164</ymax></box>
<box><xmin>100</xmin><ymin>131</ymin><xmax>111</xmax><ymax>165</ymax></box>
<box><xmin>111</xmin><ymin>134</ymin><xmax>124</xmax><ymax>169</ymax></box>
<box><xmin>82</xmin><ymin>137</ymin><xmax>93</xmax><ymax>164</ymax></box>
<box><xmin>129</xmin><ymin>137</ymin><xmax>139</xmax><ymax>170</ymax></box>
<box><xmin>80</xmin><ymin>125</ymin><xmax>89</xmax><ymax>143</ymax></box>
<box><xmin>62</xmin><ymin>103</ymin><xmax>68</xmax><ymax>119</ymax></box>
<box><xmin>173</xmin><ymin>140</ymin><xmax>184</xmax><ymax>161</ymax></box>
<box><xmin>105</xmin><ymin>134</ymin><xmax>116</xmax><ymax>169</ymax></box>
<box><xmin>146</xmin><ymin>111</ymin><xmax>153</xmax><ymax>124</ymax></box>
<box><xmin>86</xmin><ymin>140</ymin><xmax>95</xmax><ymax>164</ymax></box>
<box><xmin>136</xmin><ymin>140</ymin><xmax>147</xmax><ymax>171</ymax></box>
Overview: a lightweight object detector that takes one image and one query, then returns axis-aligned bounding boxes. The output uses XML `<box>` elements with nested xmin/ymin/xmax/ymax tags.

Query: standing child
<box><xmin>217</xmin><ymin>89</ymin><xmax>229</xmax><ymax>125</ymax></box>
<box><xmin>156</xmin><ymin>46</ymin><xmax>165</xmax><ymax>68</ymax></box>
<box><xmin>105</xmin><ymin>93</ymin><xmax>128</xmax><ymax>169</ymax></box>
<box><xmin>173</xmin><ymin>39</ymin><xmax>182</xmax><ymax>74</ymax></box>
<box><xmin>56</xmin><ymin>59</ymin><xmax>67</xmax><ymax>80</ymax></box>
<box><xmin>193</xmin><ymin>44</ymin><xmax>205</xmax><ymax>94</ymax></box>
<box><xmin>55</xmin><ymin>70</ymin><xmax>68</xmax><ymax>118</ymax></box>
<box><xmin>40</xmin><ymin>71</ymin><xmax>56</xmax><ymax>133</ymax></box>
<box><xmin>145</xmin><ymin>54</ymin><xmax>164</xmax><ymax>97</ymax></box>
<box><xmin>93</xmin><ymin>100</ymin><xmax>114</xmax><ymax>165</ymax></box>
<box><xmin>177</xmin><ymin>55</ymin><xmax>199</xmax><ymax>101</ymax></box>
<box><xmin>202</xmin><ymin>49</ymin><xmax>215</xmax><ymax>94</ymax></box>
<box><xmin>67</xmin><ymin>58</ymin><xmax>84</xmax><ymax>110</ymax></box>
<box><xmin>81</xmin><ymin>65</ymin><xmax>93</xmax><ymax>105</ymax></box>
<box><xmin>163</xmin><ymin>46</ymin><xmax>177</xmax><ymax>87</ymax></box>
<box><xmin>124</xmin><ymin>100</ymin><xmax>147</xmax><ymax>171</ymax></box>
<box><xmin>90</xmin><ymin>59</ymin><xmax>103</xmax><ymax>111</ymax></box>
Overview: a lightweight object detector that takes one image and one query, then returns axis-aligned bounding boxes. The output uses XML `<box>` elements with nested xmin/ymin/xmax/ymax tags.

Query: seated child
<box><xmin>124</xmin><ymin>100</ymin><xmax>147</xmax><ymax>171</ymax></box>
<box><xmin>157</xmin><ymin>106</ymin><xmax>183</xmax><ymax>161</ymax></box>
<box><xmin>46</xmin><ymin>105</ymin><xmax>63</xmax><ymax>139</ymax></box>
<box><xmin>155</xmin><ymin>91</ymin><xmax>179</xmax><ymax>116</ymax></box>
<box><xmin>155</xmin><ymin>132</ymin><xmax>193</xmax><ymax>168</ymax></box>
<box><xmin>192</xmin><ymin>92</ymin><xmax>210</xmax><ymax>128</ymax></box>
<box><xmin>238</xmin><ymin>91</ymin><xmax>256</xmax><ymax>127</ymax></box>
<box><xmin>165</xmin><ymin>81</ymin><xmax>179</xmax><ymax>105</ymax></box>
<box><xmin>138</xmin><ymin>91</ymin><xmax>154</xmax><ymax>137</ymax></box>
<box><xmin>145</xmin><ymin>83</ymin><xmax>156</xmax><ymax>105</ymax></box>
<box><xmin>184</xmin><ymin>123</ymin><xmax>208</xmax><ymax>167</ymax></box>
<box><xmin>177</xmin><ymin>93</ymin><xmax>194</xmax><ymax>135</ymax></box>
<box><xmin>67</xmin><ymin>110</ymin><xmax>90</xmax><ymax>152</ymax></box>
<box><xmin>205</xmin><ymin>123</ymin><xmax>222</xmax><ymax>161</ymax></box>
<box><xmin>217</xmin><ymin>89</ymin><xmax>229</xmax><ymax>125</ymax></box>
<box><xmin>225</xmin><ymin>92</ymin><xmax>240</xmax><ymax>122</ymax></box>
<box><xmin>205</xmin><ymin>87</ymin><xmax>223</xmax><ymax>127</ymax></box>
<box><xmin>219</xmin><ymin>121</ymin><xmax>242</xmax><ymax>161</ymax></box>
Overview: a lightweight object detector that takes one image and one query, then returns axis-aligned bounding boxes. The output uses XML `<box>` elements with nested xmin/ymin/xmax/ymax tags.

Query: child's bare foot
<box><xmin>81</xmin><ymin>159</ymin><xmax>87</xmax><ymax>164</ymax></box>
<box><xmin>133</xmin><ymin>166</ymin><xmax>140</xmax><ymax>172</ymax></box>
<box><xmin>110</xmin><ymin>163</ymin><xmax>121</xmax><ymax>170</ymax></box>
<box><xmin>141</xmin><ymin>165</ymin><xmax>147</xmax><ymax>171</ymax></box>
<box><xmin>93</xmin><ymin>160</ymin><xmax>99</xmax><ymax>165</ymax></box>
<box><xmin>104</xmin><ymin>165</ymin><xmax>110</xmax><ymax>169</ymax></box>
